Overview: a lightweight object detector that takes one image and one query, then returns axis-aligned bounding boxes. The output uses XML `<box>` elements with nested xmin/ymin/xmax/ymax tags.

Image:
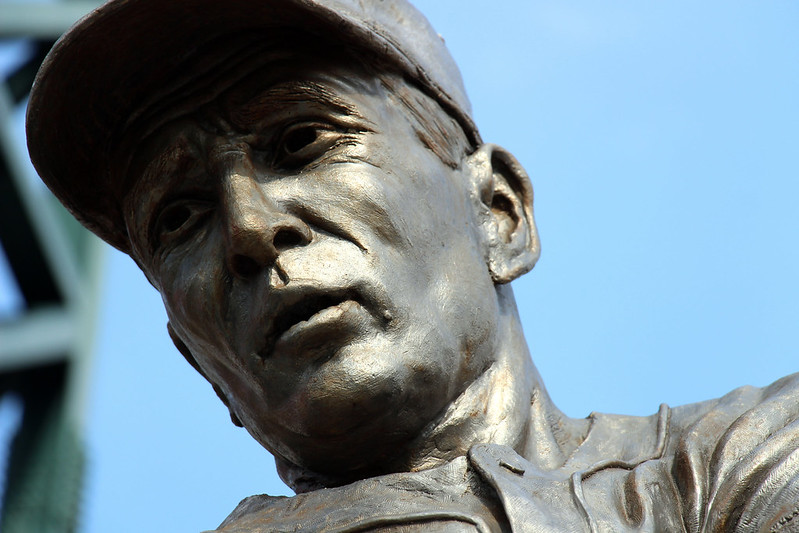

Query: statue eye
<box><xmin>153</xmin><ymin>199</ymin><xmax>213</xmax><ymax>250</ymax></box>
<box><xmin>283</xmin><ymin>126</ymin><xmax>319</xmax><ymax>154</ymax></box>
<box><xmin>274</xmin><ymin>122</ymin><xmax>341</xmax><ymax>169</ymax></box>
<box><xmin>160</xmin><ymin>204</ymin><xmax>192</xmax><ymax>233</ymax></box>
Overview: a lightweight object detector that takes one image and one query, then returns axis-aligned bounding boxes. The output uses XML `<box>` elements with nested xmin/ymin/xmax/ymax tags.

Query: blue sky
<box><xmin>12</xmin><ymin>1</ymin><xmax>797</xmax><ymax>531</ymax></box>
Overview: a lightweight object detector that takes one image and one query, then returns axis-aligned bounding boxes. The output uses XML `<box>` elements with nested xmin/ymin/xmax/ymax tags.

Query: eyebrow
<box><xmin>225</xmin><ymin>80</ymin><xmax>370</xmax><ymax>131</ymax></box>
<box><xmin>145</xmin><ymin>134</ymin><xmax>198</xmax><ymax>182</ymax></box>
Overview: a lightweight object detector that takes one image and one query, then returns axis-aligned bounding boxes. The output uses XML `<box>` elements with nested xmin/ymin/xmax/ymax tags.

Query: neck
<box><xmin>401</xmin><ymin>285</ymin><xmax>589</xmax><ymax>473</ymax></box>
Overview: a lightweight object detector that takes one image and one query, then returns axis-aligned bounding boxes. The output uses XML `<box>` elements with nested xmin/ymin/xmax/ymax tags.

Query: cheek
<box><xmin>411</xmin><ymin>197</ymin><xmax>499</xmax><ymax>383</ymax></box>
<box><xmin>158</xmin><ymin>235</ymin><xmax>230</xmax><ymax>352</ymax></box>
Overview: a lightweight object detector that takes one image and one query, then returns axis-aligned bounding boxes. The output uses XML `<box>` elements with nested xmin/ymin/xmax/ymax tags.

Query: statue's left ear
<box><xmin>467</xmin><ymin>144</ymin><xmax>540</xmax><ymax>284</ymax></box>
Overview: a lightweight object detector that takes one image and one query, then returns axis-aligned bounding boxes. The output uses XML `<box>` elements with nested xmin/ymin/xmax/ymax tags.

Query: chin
<box><xmin>261</xmin><ymin>412</ymin><xmax>423</xmax><ymax>479</ymax></box>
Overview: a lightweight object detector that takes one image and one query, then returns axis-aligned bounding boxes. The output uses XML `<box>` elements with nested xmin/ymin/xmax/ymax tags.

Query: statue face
<box><xmin>123</xmin><ymin>56</ymin><xmax>501</xmax><ymax>475</ymax></box>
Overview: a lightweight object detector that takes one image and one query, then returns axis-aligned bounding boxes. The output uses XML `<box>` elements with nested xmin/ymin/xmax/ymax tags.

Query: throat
<box><xmin>399</xmin><ymin>349</ymin><xmax>537</xmax><ymax>473</ymax></box>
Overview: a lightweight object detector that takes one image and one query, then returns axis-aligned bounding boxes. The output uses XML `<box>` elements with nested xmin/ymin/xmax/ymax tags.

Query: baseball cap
<box><xmin>26</xmin><ymin>0</ymin><xmax>481</xmax><ymax>253</ymax></box>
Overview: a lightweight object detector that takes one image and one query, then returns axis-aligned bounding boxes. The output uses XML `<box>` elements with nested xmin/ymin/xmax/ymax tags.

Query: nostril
<box><xmin>273</xmin><ymin>228</ymin><xmax>306</xmax><ymax>251</ymax></box>
<box><xmin>230</xmin><ymin>254</ymin><xmax>261</xmax><ymax>278</ymax></box>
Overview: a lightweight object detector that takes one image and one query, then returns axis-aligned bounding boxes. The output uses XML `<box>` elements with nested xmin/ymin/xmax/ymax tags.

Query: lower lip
<box><xmin>272</xmin><ymin>299</ymin><xmax>371</xmax><ymax>358</ymax></box>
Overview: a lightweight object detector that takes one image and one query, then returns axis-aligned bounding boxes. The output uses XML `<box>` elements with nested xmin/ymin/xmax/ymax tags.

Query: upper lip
<box><xmin>256</xmin><ymin>286</ymin><xmax>363</xmax><ymax>359</ymax></box>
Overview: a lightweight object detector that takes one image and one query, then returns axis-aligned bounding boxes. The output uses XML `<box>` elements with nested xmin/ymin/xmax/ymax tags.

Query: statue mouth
<box><xmin>258</xmin><ymin>289</ymin><xmax>366</xmax><ymax>360</ymax></box>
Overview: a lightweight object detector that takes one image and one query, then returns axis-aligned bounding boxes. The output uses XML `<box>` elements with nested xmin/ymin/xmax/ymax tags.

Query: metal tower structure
<box><xmin>0</xmin><ymin>2</ymin><xmax>103</xmax><ymax>532</ymax></box>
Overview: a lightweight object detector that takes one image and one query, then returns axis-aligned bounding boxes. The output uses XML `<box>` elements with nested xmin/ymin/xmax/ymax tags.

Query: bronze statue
<box><xmin>26</xmin><ymin>0</ymin><xmax>799</xmax><ymax>531</ymax></box>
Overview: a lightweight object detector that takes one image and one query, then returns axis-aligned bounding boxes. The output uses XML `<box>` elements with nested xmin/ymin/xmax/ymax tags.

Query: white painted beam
<box><xmin>0</xmin><ymin>3</ymin><xmax>100</xmax><ymax>39</ymax></box>
<box><xmin>0</xmin><ymin>305</ymin><xmax>74</xmax><ymax>371</ymax></box>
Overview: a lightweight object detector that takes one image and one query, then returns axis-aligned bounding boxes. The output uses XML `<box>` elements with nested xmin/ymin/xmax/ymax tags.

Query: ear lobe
<box><xmin>468</xmin><ymin>144</ymin><xmax>540</xmax><ymax>284</ymax></box>
<box><xmin>167</xmin><ymin>322</ymin><xmax>244</xmax><ymax>428</ymax></box>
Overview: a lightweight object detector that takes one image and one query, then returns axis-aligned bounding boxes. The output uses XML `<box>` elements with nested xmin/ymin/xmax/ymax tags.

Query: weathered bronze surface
<box><xmin>26</xmin><ymin>1</ymin><xmax>799</xmax><ymax>531</ymax></box>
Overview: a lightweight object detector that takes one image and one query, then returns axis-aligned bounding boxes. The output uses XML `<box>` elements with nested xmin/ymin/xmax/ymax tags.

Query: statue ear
<box><xmin>166</xmin><ymin>322</ymin><xmax>243</xmax><ymax>428</ymax></box>
<box><xmin>468</xmin><ymin>144</ymin><xmax>540</xmax><ymax>283</ymax></box>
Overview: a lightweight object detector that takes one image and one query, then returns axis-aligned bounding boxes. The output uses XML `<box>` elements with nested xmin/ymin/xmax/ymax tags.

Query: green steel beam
<box><xmin>0</xmin><ymin>3</ymin><xmax>105</xmax><ymax>532</ymax></box>
<box><xmin>0</xmin><ymin>74</ymin><xmax>86</xmax><ymax>308</ymax></box>
<box><xmin>1</xmin><ymin>364</ymin><xmax>84</xmax><ymax>533</ymax></box>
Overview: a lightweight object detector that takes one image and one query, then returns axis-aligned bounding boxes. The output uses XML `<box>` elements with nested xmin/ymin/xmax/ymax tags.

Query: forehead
<box><xmin>219</xmin><ymin>57</ymin><xmax>378</xmax><ymax>124</ymax></box>
<box><xmin>138</xmin><ymin>54</ymin><xmax>379</xmax><ymax>148</ymax></box>
<box><xmin>124</xmin><ymin>55</ymin><xmax>387</xmax><ymax>187</ymax></box>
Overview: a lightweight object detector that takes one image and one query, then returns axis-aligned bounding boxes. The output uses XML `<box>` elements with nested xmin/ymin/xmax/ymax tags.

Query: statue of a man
<box><xmin>26</xmin><ymin>0</ymin><xmax>799</xmax><ymax>531</ymax></box>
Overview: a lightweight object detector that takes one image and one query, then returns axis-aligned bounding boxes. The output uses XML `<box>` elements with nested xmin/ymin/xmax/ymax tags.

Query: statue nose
<box><xmin>217</xmin><ymin>149</ymin><xmax>311</xmax><ymax>279</ymax></box>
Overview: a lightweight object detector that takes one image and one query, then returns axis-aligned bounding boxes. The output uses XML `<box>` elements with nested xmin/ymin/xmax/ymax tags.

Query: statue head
<box><xmin>27</xmin><ymin>0</ymin><xmax>543</xmax><ymax>491</ymax></box>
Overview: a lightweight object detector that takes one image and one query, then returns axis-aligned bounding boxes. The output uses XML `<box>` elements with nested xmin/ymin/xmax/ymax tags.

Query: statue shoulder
<box><xmin>485</xmin><ymin>373</ymin><xmax>799</xmax><ymax>532</ymax></box>
<box><xmin>668</xmin><ymin>372</ymin><xmax>799</xmax><ymax>532</ymax></box>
